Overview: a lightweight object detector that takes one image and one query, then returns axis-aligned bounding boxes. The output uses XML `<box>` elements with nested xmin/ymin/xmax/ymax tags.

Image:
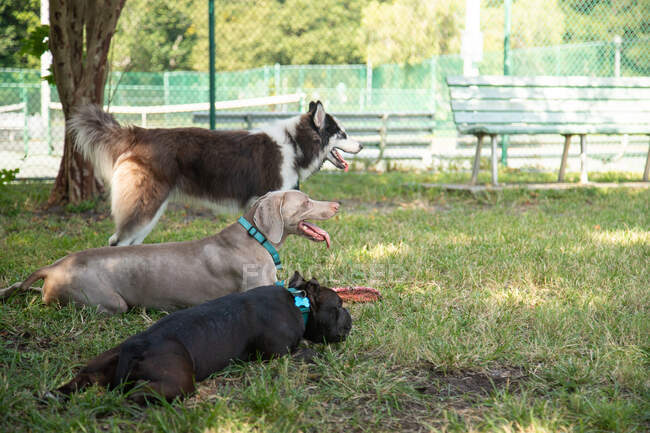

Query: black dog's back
<box><xmin>116</xmin><ymin>285</ymin><xmax>304</xmax><ymax>383</ymax></box>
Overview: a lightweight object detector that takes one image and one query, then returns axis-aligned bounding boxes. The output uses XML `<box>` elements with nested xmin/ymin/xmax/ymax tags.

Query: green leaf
<box><xmin>19</xmin><ymin>24</ymin><xmax>49</xmax><ymax>58</ymax></box>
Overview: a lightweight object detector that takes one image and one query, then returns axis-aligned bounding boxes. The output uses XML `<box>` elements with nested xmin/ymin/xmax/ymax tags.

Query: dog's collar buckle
<box><xmin>238</xmin><ymin>216</ymin><xmax>282</xmax><ymax>270</ymax></box>
<box><xmin>277</xmin><ymin>281</ymin><xmax>309</xmax><ymax>325</ymax></box>
<box><xmin>286</xmin><ymin>285</ymin><xmax>310</xmax><ymax>326</ymax></box>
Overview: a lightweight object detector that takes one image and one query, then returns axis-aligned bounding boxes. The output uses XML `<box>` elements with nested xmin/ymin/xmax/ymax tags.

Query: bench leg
<box><xmin>643</xmin><ymin>135</ymin><xmax>650</xmax><ymax>182</ymax></box>
<box><xmin>579</xmin><ymin>134</ymin><xmax>588</xmax><ymax>184</ymax></box>
<box><xmin>470</xmin><ymin>135</ymin><xmax>483</xmax><ymax>185</ymax></box>
<box><xmin>490</xmin><ymin>134</ymin><xmax>498</xmax><ymax>186</ymax></box>
<box><xmin>558</xmin><ymin>134</ymin><xmax>572</xmax><ymax>182</ymax></box>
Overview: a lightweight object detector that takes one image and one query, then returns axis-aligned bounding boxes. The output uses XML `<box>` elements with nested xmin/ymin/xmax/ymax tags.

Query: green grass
<box><xmin>1</xmin><ymin>171</ymin><xmax>649</xmax><ymax>432</ymax></box>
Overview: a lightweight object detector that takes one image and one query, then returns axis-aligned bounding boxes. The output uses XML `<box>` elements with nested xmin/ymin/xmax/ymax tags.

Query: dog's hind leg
<box><xmin>125</xmin><ymin>340</ymin><xmax>195</xmax><ymax>404</ymax></box>
<box><xmin>0</xmin><ymin>282</ymin><xmax>23</xmax><ymax>299</ymax></box>
<box><xmin>1</xmin><ymin>268</ymin><xmax>48</xmax><ymax>299</ymax></box>
<box><xmin>130</xmin><ymin>198</ymin><xmax>169</xmax><ymax>245</ymax></box>
<box><xmin>109</xmin><ymin>158</ymin><xmax>170</xmax><ymax>246</ymax></box>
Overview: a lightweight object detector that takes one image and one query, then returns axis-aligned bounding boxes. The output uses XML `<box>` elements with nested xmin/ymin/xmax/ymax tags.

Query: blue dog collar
<box><xmin>238</xmin><ymin>216</ymin><xmax>282</xmax><ymax>270</ymax></box>
<box><xmin>277</xmin><ymin>280</ymin><xmax>310</xmax><ymax>325</ymax></box>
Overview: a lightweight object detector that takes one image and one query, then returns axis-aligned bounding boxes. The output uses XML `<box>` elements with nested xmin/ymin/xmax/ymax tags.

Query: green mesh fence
<box><xmin>1</xmin><ymin>0</ymin><xmax>648</xmax><ymax>177</ymax></box>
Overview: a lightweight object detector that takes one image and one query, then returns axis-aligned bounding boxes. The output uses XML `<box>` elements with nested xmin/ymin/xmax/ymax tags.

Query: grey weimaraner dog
<box><xmin>0</xmin><ymin>191</ymin><xmax>338</xmax><ymax>313</ymax></box>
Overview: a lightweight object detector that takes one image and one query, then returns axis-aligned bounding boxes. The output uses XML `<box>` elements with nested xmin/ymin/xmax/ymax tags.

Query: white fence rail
<box><xmin>49</xmin><ymin>93</ymin><xmax>305</xmax><ymax>127</ymax></box>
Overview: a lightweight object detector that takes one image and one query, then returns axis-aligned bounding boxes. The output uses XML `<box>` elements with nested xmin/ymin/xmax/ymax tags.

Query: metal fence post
<box><xmin>274</xmin><ymin>63</ymin><xmax>281</xmax><ymax>96</ymax></box>
<box><xmin>163</xmin><ymin>71</ymin><xmax>170</xmax><ymax>124</ymax></box>
<box><xmin>366</xmin><ymin>61</ymin><xmax>372</xmax><ymax>109</ymax></box>
<box><xmin>20</xmin><ymin>71</ymin><xmax>29</xmax><ymax>157</ymax></box>
<box><xmin>208</xmin><ymin>0</ymin><xmax>216</xmax><ymax>130</ymax></box>
<box><xmin>47</xmin><ymin>87</ymin><xmax>52</xmax><ymax>155</ymax></box>
<box><xmin>613</xmin><ymin>35</ymin><xmax>622</xmax><ymax>77</ymax></box>
<box><xmin>501</xmin><ymin>0</ymin><xmax>512</xmax><ymax>167</ymax></box>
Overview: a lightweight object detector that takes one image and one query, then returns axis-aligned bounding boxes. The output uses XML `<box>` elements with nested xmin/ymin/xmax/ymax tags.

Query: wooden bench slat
<box><xmin>454</xmin><ymin>111</ymin><xmax>650</xmax><ymax>125</ymax></box>
<box><xmin>447</xmin><ymin>75</ymin><xmax>650</xmax><ymax>88</ymax></box>
<box><xmin>450</xmin><ymin>86</ymin><xmax>650</xmax><ymax>101</ymax></box>
<box><xmin>451</xmin><ymin>99</ymin><xmax>650</xmax><ymax>113</ymax></box>
<box><xmin>447</xmin><ymin>75</ymin><xmax>650</xmax><ymax>185</ymax></box>
<box><xmin>457</xmin><ymin>124</ymin><xmax>650</xmax><ymax>135</ymax></box>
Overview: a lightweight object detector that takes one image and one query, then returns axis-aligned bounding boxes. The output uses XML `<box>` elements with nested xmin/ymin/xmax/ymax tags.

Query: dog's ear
<box><xmin>311</xmin><ymin>101</ymin><xmax>325</xmax><ymax>129</ymax></box>
<box><xmin>288</xmin><ymin>271</ymin><xmax>306</xmax><ymax>288</ymax></box>
<box><xmin>304</xmin><ymin>278</ymin><xmax>321</xmax><ymax>307</ymax></box>
<box><xmin>253</xmin><ymin>193</ymin><xmax>285</xmax><ymax>244</ymax></box>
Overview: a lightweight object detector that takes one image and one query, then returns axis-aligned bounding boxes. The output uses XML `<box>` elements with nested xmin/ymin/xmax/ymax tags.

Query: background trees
<box><xmin>111</xmin><ymin>0</ymin><xmax>197</xmax><ymax>72</ymax></box>
<box><xmin>0</xmin><ymin>0</ymin><xmax>40</xmax><ymax>68</ymax></box>
<box><xmin>3</xmin><ymin>0</ymin><xmax>646</xmax><ymax>72</ymax></box>
<box><xmin>360</xmin><ymin>0</ymin><xmax>463</xmax><ymax>65</ymax></box>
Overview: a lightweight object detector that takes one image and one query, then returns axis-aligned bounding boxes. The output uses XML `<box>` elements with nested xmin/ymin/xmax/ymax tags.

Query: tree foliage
<box><xmin>111</xmin><ymin>0</ymin><xmax>198</xmax><ymax>71</ymax></box>
<box><xmin>190</xmin><ymin>0</ymin><xmax>369</xmax><ymax>71</ymax></box>
<box><xmin>361</xmin><ymin>0</ymin><xmax>463</xmax><ymax>65</ymax></box>
<box><xmin>0</xmin><ymin>0</ymin><xmax>40</xmax><ymax>68</ymax></box>
<box><xmin>482</xmin><ymin>0</ymin><xmax>565</xmax><ymax>52</ymax></box>
<box><xmin>0</xmin><ymin>0</ymin><xmax>646</xmax><ymax>73</ymax></box>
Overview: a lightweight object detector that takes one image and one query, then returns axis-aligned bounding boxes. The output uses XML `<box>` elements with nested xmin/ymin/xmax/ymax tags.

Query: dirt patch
<box><xmin>338</xmin><ymin>198</ymin><xmax>450</xmax><ymax>214</ymax></box>
<box><xmin>31</xmin><ymin>205</ymin><xmax>110</xmax><ymax>224</ymax></box>
<box><xmin>186</xmin><ymin>375</ymin><xmax>245</xmax><ymax>407</ymax></box>
<box><xmin>0</xmin><ymin>329</ymin><xmax>55</xmax><ymax>352</ymax></box>
<box><xmin>415</xmin><ymin>366</ymin><xmax>526</xmax><ymax>403</ymax></box>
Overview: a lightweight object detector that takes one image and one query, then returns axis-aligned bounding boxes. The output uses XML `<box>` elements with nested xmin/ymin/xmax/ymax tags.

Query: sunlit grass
<box><xmin>0</xmin><ymin>172</ymin><xmax>648</xmax><ymax>432</ymax></box>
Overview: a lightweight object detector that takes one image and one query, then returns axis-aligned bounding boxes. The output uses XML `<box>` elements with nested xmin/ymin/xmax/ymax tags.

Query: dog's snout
<box><xmin>358</xmin><ymin>143</ymin><xmax>364</xmax><ymax>151</ymax></box>
<box><xmin>331</xmin><ymin>202</ymin><xmax>340</xmax><ymax>212</ymax></box>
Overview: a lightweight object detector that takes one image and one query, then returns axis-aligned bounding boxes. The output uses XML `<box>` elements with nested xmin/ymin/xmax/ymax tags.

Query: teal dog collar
<box><xmin>238</xmin><ymin>216</ymin><xmax>282</xmax><ymax>270</ymax></box>
<box><xmin>277</xmin><ymin>280</ymin><xmax>310</xmax><ymax>325</ymax></box>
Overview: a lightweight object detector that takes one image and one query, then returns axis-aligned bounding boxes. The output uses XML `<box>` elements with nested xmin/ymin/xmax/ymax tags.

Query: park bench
<box><xmin>192</xmin><ymin>111</ymin><xmax>435</xmax><ymax>162</ymax></box>
<box><xmin>446</xmin><ymin>76</ymin><xmax>650</xmax><ymax>185</ymax></box>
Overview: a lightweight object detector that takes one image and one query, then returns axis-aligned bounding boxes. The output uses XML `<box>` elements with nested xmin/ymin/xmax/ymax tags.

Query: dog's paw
<box><xmin>292</xmin><ymin>347</ymin><xmax>319</xmax><ymax>364</ymax></box>
<box><xmin>37</xmin><ymin>390</ymin><xmax>67</xmax><ymax>406</ymax></box>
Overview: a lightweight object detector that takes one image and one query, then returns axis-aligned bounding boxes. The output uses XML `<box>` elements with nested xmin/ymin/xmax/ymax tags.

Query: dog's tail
<box><xmin>0</xmin><ymin>268</ymin><xmax>47</xmax><ymax>299</ymax></box>
<box><xmin>68</xmin><ymin>105</ymin><xmax>126</xmax><ymax>185</ymax></box>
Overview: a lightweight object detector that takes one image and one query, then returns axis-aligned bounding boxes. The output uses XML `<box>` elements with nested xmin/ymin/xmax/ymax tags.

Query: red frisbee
<box><xmin>332</xmin><ymin>286</ymin><xmax>382</xmax><ymax>303</ymax></box>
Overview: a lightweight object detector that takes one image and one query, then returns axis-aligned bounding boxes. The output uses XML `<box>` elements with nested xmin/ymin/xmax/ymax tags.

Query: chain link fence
<box><xmin>1</xmin><ymin>0</ymin><xmax>648</xmax><ymax>178</ymax></box>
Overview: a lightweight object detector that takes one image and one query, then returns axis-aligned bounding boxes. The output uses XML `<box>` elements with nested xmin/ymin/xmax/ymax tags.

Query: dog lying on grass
<box><xmin>1</xmin><ymin>191</ymin><xmax>338</xmax><ymax>313</ymax></box>
<box><xmin>53</xmin><ymin>272</ymin><xmax>351</xmax><ymax>404</ymax></box>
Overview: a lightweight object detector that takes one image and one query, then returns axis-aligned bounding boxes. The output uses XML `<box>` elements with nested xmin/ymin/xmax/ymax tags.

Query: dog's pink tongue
<box><xmin>334</xmin><ymin>149</ymin><xmax>349</xmax><ymax>172</ymax></box>
<box><xmin>301</xmin><ymin>221</ymin><xmax>331</xmax><ymax>248</ymax></box>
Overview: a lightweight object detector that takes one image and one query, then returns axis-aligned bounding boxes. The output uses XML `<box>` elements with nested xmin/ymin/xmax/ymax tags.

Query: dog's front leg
<box><xmin>291</xmin><ymin>347</ymin><xmax>319</xmax><ymax>364</ymax></box>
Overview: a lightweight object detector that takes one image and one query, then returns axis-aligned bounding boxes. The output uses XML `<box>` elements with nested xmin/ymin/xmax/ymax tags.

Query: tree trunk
<box><xmin>47</xmin><ymin>0</ymin><xmax>126</xmax><ymax>206</ymax></box>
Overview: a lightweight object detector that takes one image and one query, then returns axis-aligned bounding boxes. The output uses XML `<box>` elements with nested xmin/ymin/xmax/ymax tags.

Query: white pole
<box><xmin>613</xmin><ymin>35</ymin><xmax>622</xmax><ymax>78</ymax></box>
<box><xmin>461</xmin><ymin>0</ymin><xmax>483</xmax><ymax>76</ymax></box>
<box><xmin>41</xmin><ymin>0</ymin><xmax>51</xmax><ymax>130</ymax></box>
<box><xmin>366</xmin><ymin>60</ymin><xmax>372</xmax><ymax>109</ymax></box>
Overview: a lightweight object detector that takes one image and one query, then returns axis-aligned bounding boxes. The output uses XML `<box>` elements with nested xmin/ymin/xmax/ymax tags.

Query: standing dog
<box><xmin>69</xmin><ymin>101</ymin><xmax>362</xmax><ymax>246</ymax></box>
<box><xmin>54</xmin><ymin>272</ymin><xmax>351</xmax><ymax>404</ymax></box>
<box><xmin>0</xmin><ymin>191</ymin><xmax>338</xmax><ymax>313</ymax></box>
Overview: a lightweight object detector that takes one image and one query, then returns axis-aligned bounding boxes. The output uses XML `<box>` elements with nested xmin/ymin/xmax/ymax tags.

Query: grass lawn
<box><xmin>0</xmin><ymin>170</ymin><xmax>648</xmax><ymax>432</ymax></box>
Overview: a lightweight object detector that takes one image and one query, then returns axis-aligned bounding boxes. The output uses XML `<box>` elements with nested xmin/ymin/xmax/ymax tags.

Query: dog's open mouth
<box><xmin>298</xmin><ymin>221</ymin><xmax>331</xmax><ymax>248</ymax></box>
<box><xmin>328</xmin><ymin>148</ymin><xmax>349</xmax><ymax>172</ymax></box>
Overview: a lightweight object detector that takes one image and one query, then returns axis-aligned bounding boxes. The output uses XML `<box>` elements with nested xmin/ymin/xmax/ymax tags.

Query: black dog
<box><xmin>54</xmin><ymin>272</ymin><xmax>351</xmax><ymax>403</ymax></box>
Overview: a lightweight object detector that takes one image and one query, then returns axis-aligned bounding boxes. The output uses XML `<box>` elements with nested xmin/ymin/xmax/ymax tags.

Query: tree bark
<box><xmin>47</xmin><ymin>0</ymin><xmax>126</xmax><ymax>206</ymax></box>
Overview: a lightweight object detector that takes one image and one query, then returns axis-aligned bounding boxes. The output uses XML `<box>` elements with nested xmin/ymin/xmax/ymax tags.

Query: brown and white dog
<box><xmin>69</xmin><ymin>101</ymin><xmax>362</xmax><ymax>246</ymax></box>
